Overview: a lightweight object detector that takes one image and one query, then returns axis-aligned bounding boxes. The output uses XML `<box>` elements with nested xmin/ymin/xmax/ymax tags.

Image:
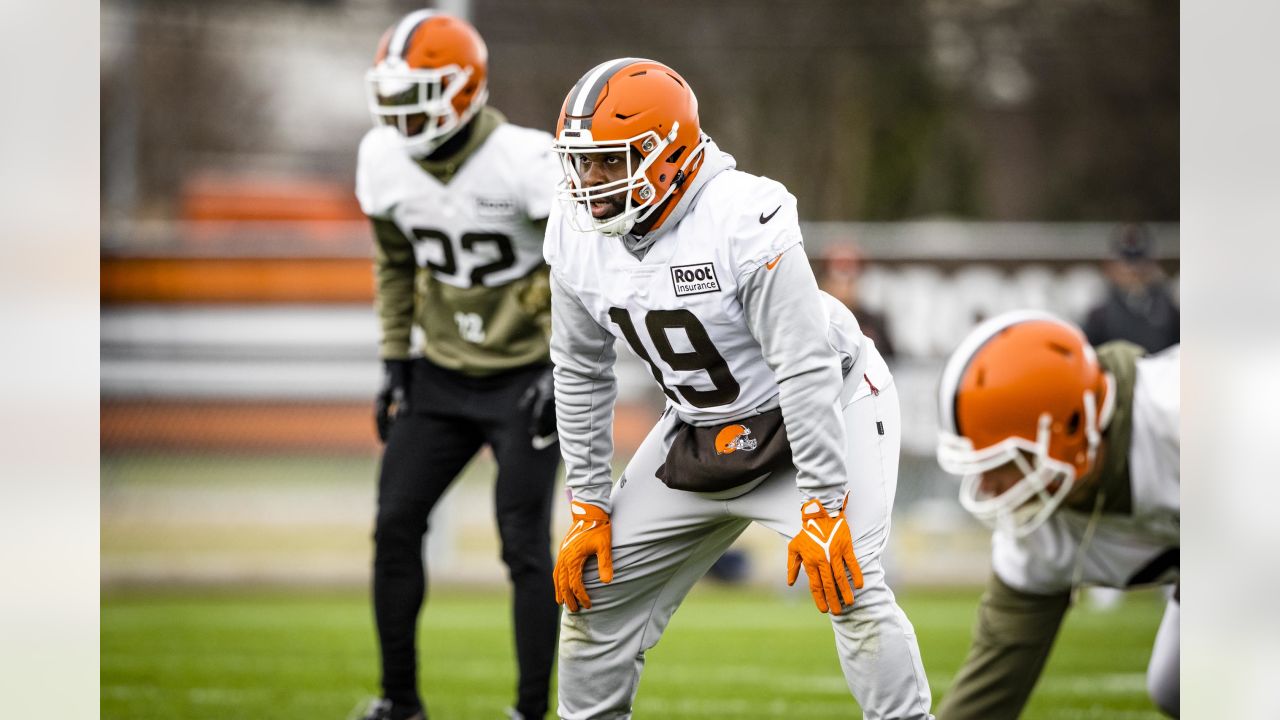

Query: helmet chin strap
<box><xmin>596</xmin><ymin>213</ymin><xmax>634</xmax><ymax>237</ymax></box>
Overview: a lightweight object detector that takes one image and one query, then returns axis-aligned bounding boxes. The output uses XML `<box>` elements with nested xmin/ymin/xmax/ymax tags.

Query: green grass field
<box><xmin>102</xmin><ymin>584</ymin><xmax>1169</xmax><ymax>720</ymax></box>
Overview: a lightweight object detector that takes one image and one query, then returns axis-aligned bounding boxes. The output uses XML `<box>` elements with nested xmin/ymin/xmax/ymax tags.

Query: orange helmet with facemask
<box><xmin>366</xmin><ymin>11</ymin><xmax>488</xmax><ymax>158</ymax></box>
<box><xmin>936</xmin><ymin>311</ymin><xmax>1116</xmax><ymax>537</ymax></box>
<box><xmin>553</xmin><ymin>58</ymin><xmax>707</xmax><ymax>237</ymax></box>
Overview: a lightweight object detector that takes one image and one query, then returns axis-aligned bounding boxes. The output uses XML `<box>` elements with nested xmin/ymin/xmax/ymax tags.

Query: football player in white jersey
<box><xmin>354</xmin><ymin>11</ymin><xmax>562</xmax><ymax>720</ymax></box>
<box><xmin>543</xmin><ymin>58</ymin><xmax>935</xmax><ymax>720</ymax></box>
<box><xmin>934</xmin><ymin>312</ymin><xmax>1179</xmax><ymax>718</ymax></box>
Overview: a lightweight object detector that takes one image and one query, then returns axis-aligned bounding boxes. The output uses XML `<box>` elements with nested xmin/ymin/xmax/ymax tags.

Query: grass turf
<box><xmin>101</xmin><ymin>584</ymin><xmax>1169</xmax><ymax>720</ymax></box>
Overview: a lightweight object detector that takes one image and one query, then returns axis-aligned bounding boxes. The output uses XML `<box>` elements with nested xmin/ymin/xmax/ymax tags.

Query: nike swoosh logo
<box><xmin>802</xmin><ymin>517</ymin><xmax>846</xmax><ymax>558</ymax></box>
<box><xmin>561</xmin><ymin>519</ymin><xmax>597</xmax><ymax>550</ymax></box>
<box><xmin>765</xmin><ymin>254</ymin><xmax>783</xmax><ymax>270</ymax></box>
<box><xmin>804</xmin><ymin>518</ymin><xmax>832</xmax><ymax>544</ymax></box>
<box><xmin>759</xmin><ymin>205</ymin><xmax>781</xmax><ymax>224</ymax></box>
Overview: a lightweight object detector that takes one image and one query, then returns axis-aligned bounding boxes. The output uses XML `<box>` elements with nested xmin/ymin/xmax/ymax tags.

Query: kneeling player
<box><xmin>934</xmin><ymin>312</ymin><xmax>1179</xmax><ymax>719</ymax></box>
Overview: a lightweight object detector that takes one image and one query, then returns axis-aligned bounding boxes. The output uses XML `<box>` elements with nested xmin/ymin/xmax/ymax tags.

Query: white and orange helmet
<box><xmin>937</xmin><ymin>311</ymin><xmax>1116</xmax><ymax>536</ymax></box>
<box><xmin>365</xmin><ymin>10</ymin><xmax>488</xmax><ymax>157</ymax></box>
<box><xmin>552</xmin><ymin>58</ymin><xmax>708</xmax><ymax>237</ymax></box>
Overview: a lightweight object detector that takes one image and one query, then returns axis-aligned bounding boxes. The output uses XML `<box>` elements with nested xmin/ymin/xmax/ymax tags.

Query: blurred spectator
<box><xmin>818</xmin><ymin>242</ymin><xmax>896</xmax><ymax>360</ymax></box>
<box><xmin>1082</xmin><ymin>224</ymin><xmax>1179</xmax><ymax>353</ymax></box>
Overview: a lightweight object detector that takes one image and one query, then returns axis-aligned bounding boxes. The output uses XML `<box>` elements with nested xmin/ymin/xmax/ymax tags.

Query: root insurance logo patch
<box><xmin>670</xmin><ymin>262</ymin><xmax>721</xmax><ymax>297</ymax></box>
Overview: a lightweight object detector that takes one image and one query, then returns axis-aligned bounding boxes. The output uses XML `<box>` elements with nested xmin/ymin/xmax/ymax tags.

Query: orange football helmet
<box><xmin>365</xmin><ymin>10</ymin><xmax>488</xmax><ymax>157</ymax></box>
<box><xmin>552</xmin><ymin>58</ymin><xmax>707</xmax><ymax>236</ymax></box>
<box><xmin>714</xmin><ymin>425</ymin><xmax>757</xmax><ymax>455</ymax></box>
<box><xmin>936</xmin><ymin>311</ymin><xmax>1116</xmax><ymax>536</ymax></box>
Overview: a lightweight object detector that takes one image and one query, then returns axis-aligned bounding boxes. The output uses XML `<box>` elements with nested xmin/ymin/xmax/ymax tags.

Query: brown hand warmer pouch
<box><xmin>656</xmin><ymin>407</ymin><xmax>794</xmax><ymax>492</ymax></box>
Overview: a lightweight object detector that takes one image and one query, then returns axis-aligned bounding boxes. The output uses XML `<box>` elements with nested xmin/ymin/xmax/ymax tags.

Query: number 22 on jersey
<box><xmin>411</xmin><ymin>227</ymin><xmax>516</xmax><ymax>287</ymax></box>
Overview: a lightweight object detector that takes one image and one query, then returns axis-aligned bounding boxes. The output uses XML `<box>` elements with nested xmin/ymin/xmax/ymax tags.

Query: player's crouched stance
<box><xmin>933</xmin><ymin>313</ymin><xmax>1179</xmax><ymax>719</ymax></box>
<box><xmin>543</xmin><ymin>58</ymin><xmax>934</xmax><ymax>720</ymax></box>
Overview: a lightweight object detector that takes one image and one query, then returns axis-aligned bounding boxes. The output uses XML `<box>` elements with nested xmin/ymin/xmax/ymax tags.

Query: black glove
<box><xmin>518</xmin><ymin>365</ymin><xmax>557</xmax><ymax>449</ymax></box>
<box><xmin>375</xmin><ymin>359</ymin><xmax>412</xmax><ymax>443</ymax></box>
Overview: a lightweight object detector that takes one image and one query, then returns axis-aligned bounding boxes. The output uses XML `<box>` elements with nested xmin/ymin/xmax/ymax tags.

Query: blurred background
<box><xmin>100</xmin><ymin>0</ymin><xmax>1178</xmax><ymax>592</ymax></box>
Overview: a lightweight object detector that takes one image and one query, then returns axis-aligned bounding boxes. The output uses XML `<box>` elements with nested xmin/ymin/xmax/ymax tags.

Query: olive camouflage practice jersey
<box><xmin>356</xmin><ymin>107</ymin><xmax>562</xmax><ymax>374</ymax></box>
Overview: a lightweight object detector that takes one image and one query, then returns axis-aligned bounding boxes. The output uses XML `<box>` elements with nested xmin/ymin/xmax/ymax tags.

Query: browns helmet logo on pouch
<box><xmin>714</xmin><ymin>424</ymin><xmax>758</xmax><ymax>455</ymax></box>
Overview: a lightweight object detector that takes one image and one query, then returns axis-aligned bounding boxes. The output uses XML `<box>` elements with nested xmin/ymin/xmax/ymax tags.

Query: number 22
<box><xmin>410</xmin><ymin>228</ymin><xmax>516</xmax><ymax>286</ymax></box>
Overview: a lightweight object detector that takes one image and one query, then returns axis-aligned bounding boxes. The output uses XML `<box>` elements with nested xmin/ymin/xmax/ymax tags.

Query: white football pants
<box><xmin>1147</xmin><ymin>592</ymin><xmax>1179</xmax><ymax>717</ymax></box>
<box><xmin>556</xmin><ymin>374</ymin><xmax>935</xmax><ymax>719</ymax></box>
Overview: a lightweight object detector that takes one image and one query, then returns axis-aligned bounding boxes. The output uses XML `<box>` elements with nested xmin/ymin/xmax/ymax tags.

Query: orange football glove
<box><xmin>786</xmin><ymin>496</ymin><xmax>864</xmax><ymax>613</ymax></box>
<box><xmin>554</xmin><ymin>500</ymin><xmax>614</xmax><ymax>612</ymax></box>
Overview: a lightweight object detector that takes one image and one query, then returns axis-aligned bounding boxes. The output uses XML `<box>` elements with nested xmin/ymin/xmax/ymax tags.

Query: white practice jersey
<box><xmin>546</xmin><ymin>142</ymin><xmax>875</xmax><ymax>513</ymax></box>
<box><xmin>993</xmin><ymin>345</ymin><xmax>1181</xmax><ymax>594</ymax></box>
<box><xmin>548</xmin><ymin>167</ymin><xmax>814</xmax><ymax>423</ymax></box>
<box><xmin>356</xmin><ymin>123</ymin><xmax>560</xmax><ymax>288</ymax></box>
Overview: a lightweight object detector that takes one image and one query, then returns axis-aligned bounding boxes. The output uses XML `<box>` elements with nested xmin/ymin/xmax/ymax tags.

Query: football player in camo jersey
<box><xmin>935</xmin><ymin>312</ymin><xmax>1179</xmax><ymax>718</ymax></box>
<box><xmin>543</xmin><ymin>58</ymin><xmax>934</xmax><ymax>720</ymax></box>
<box><xmin>354</xmin><ymin>10</ymin><xmax>561</xmax><ymax>720</ymax></box>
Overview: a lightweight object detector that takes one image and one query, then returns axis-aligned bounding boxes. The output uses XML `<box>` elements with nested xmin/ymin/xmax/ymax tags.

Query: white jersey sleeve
<box><xmin>738</xmin><ymin>242</ymin><xmax>850</xmax><ymax>514</ymax></box>
<box><xmin>355</xmin><ymin>127</ymin><xmax>408</xmax><ymax>220</ymax></box>
<box><xmin>542</xmin><ymin>196</ymin><xmax>565</xmax><ymax>267</ymax></box>
<box><xmin>508</xmin><ymin>126</ymin><xmax>559</xmax><ymax>221</ymax></box>
<box><xmin>546</xmin><ymin>203</ymin><xmax>620</xmax><ymax>511</ymax></box>
<box><xmin>728</xmin><ymin>178</ymin><xmax>804</xmax><ymax>277</ymax></box>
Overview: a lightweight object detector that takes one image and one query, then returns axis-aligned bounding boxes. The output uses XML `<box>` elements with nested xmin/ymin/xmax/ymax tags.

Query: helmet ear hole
<box><xmin>1066</xmin><ymin>411</ymin><xmax>1081</xmax><ymax>435</ymax></box>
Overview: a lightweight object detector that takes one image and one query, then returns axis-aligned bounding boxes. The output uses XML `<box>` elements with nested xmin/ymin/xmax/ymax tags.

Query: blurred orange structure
<box><xmin>180</xmin><ymin>174</ymin><xmax>364</xmax><ymax>222</ymax></box>
<box><xmin>102</xmin><ymin>399</ymin><xmax>657</xmax><ymax>455</ymax></box>
<box><xmin>102</xmin><ymin>257</ymin><xmax>375</xmax><ymax>304</ymax></box>
<box><xmin>104</xmin><ymin>174</ymin><xmax>376</xmax><ymax>304</ymax></box>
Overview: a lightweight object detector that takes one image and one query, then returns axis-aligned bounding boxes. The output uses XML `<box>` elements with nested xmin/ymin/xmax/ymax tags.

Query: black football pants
<box><xmin>374</xmin><ymin>358</ymin><xmax>560</xmax><ymax>719</ymax></box>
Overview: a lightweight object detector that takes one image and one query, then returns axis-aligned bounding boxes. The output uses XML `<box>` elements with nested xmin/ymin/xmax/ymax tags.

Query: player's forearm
<box><xmin>776</xmin><ymin>361</ymin><xmax>847</xmax><ymax>512</ymax></box>
<box><xmin>374</xmin><ymin>272</ymin><xmax>415</xmax><ymax>359</ymax></box>
<box><xmin>937</xmin><ymin>573</ymin><xmax>1071</xmax><ymax>720</ymax></box>
<box><xmin>739</xmin><ymin>252</ymin><xmax>848</xmax><ymax>512</ymax></box>
<box><xmin>371</xmin><ymin>219</ymin><xmax>417</xmax><ymax>359</ymax></box>
<box><xmin>549</xmin><ymin>272</ymin><xmax>619</xmax><ymax>511</ymax></box>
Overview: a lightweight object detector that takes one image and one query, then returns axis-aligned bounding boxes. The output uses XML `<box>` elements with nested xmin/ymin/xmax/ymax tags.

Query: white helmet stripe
<box><xmin>937</xmin><ymin>310</ymin><xmax>1067</xmax><ymax>435</ymax></box>
<box><xmin>389</xmin><ymin>9</ymin><xmax>436</xmax><ymax>59</ymax></box>
<box><xmin>566</xmin><ymin>57</ymin><xmax>647</xmax><ymax>130</ymax></box>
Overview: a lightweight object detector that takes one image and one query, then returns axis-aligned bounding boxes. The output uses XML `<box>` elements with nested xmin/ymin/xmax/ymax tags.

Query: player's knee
<box><xmin>496</xmin><ymin>498</ymin><xmax>551</xmax><ymax>536</ymax></box>
<box><xmin>373</xmin><ymin>502</ymin><xmax>428</xmax><ymax>554</ymax></box>
<box><xmin>496</xmin><ymin>516</ymin><xmax>551</xmax><ymax>572</ymax></box>
<box><xmin>500</xmin><ymin>537</ymin><xmax>551</xmax><ymax>577</ymax></box>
